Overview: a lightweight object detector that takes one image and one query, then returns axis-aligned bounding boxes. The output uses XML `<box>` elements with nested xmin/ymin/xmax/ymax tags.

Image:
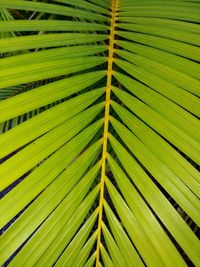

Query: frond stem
<box><xmin>95</xmin><ymin>0</ymin><xmax>118</xmax><ymax>266</ymax></box>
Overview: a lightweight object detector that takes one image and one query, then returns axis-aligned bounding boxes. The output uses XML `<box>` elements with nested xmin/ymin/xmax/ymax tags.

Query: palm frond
<box><xmin>0</xmin><ymin>0</ymin><xmax>200</xmax><ymax>266</ymax></box>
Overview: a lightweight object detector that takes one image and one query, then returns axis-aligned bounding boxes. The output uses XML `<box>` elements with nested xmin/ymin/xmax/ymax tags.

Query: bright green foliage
<box><xmin>0</xmin><ymin>0</ymin><xmax>200</xmax><ymax>266</ymax></box>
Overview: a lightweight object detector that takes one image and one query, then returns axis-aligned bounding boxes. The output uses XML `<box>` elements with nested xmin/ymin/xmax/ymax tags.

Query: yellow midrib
<box><xmin>95</xmin><ymin>0</ymin><xmax>118</xmax><ymax>266</ymax></box>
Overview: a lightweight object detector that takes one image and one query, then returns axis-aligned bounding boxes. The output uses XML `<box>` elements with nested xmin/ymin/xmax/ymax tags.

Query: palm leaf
<box><xmin>0</xmin><ymin>0</ymin><xmax>200</xmax><ymax>266</ymax></box>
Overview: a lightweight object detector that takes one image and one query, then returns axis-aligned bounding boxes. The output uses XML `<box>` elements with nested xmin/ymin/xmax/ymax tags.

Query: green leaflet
<box><xmin>0</xmin><ymin>20</ymin><xmax>108</xmax><ymax>32</ymax></box>
<box><xmin>0</xmin><ymin>33</ymin><xmax>108</xmax><ymax>52</ymax></box>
